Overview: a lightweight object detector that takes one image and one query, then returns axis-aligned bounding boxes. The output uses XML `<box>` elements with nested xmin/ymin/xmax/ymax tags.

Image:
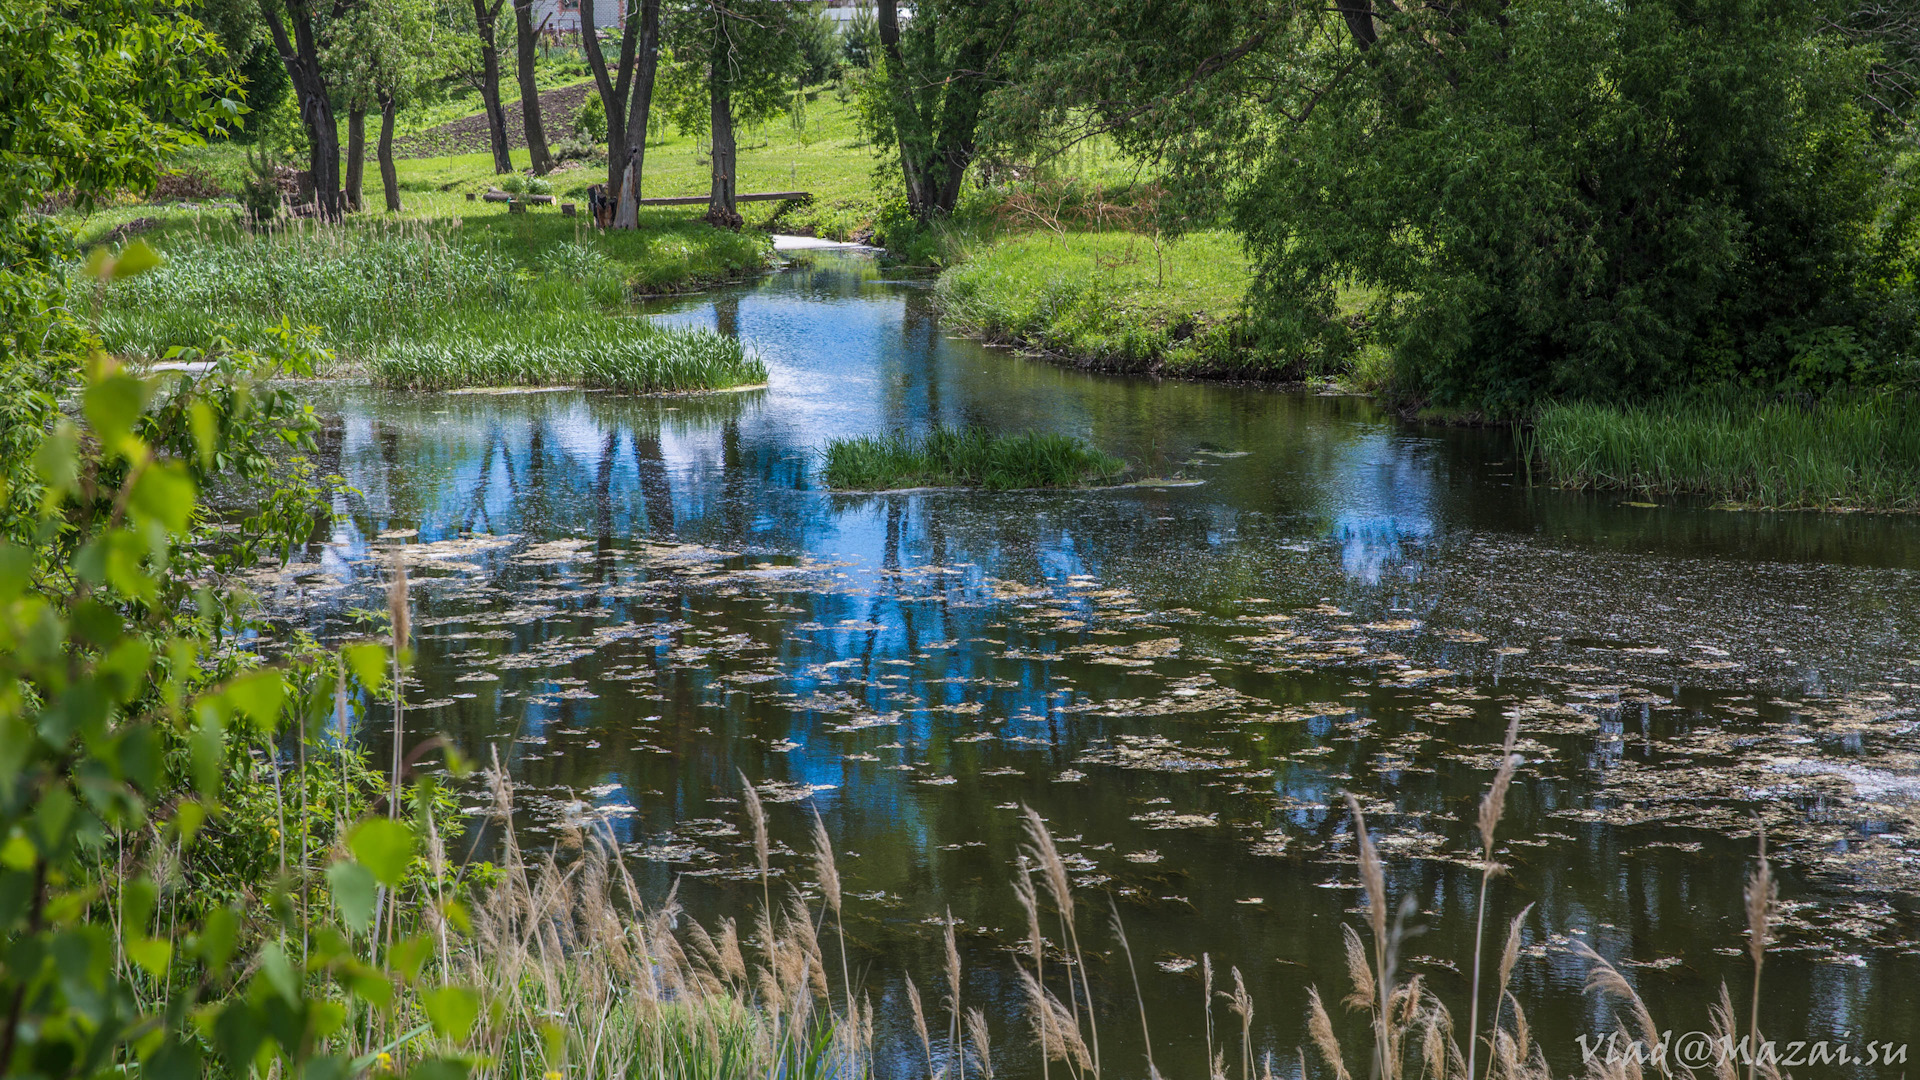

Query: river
<box><xmin>267</xmin><ymin>251</ymin><xmax>1920</xmax><ymax>1079</ymax></box>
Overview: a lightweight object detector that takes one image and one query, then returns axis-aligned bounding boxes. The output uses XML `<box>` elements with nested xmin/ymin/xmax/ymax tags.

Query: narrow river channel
<box><xmin>267</xmin><ymin>251</ymin><xmax>1920</xmax><ymax>1079</ymax></box>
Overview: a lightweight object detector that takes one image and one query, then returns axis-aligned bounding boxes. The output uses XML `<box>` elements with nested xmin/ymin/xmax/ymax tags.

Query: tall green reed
<box><xmin>1529</xmin><ymin>390</ymin><xmax>1920</xmax><ymax>510</ymax></box>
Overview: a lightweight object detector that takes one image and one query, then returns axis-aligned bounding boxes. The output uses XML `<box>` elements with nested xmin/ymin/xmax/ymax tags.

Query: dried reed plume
<box><xmin>1108</xmin><ymin>898</ymin><xmax>1157</xmax><ymax>1080</ymax></box>
<box><xmin>739</xmin><ymin>769</ymin><xmax>772</xmax><ymax>927</ymax></box>
<box><xmin>1227</xmin><ymin>966</ymin><xmax>1254</xmax><ymax>1080</ymax></box>
<box><xmin>812</xmin><ymin>809</ymin><xmax>854</xmax><ymax>1021</ymax></box>
<box><xmin>1470</xmin><ymin>713</ymin><xmax>1522</xmax><ymax>1080</ymax></box>
<box><xmin>907</xmin><ymin>974</ymin><xmax>935</xmax><ymax>1077</ymax></box>
<box><xmin>967</xmin><ymin>1006</ymin><xmax>995</xmax><ymax>1080</ymax></box>
<box><xmin>1021</xmin><ymin>806</ymin><xmax>1099</xmax><ymax>1078</ymax></box>
<box><xmin>1744</xmin><ymin>822</ymin><xmax>1776</xmax><ymax>1080</ymax></box>
<box><xmin>945</xmin><ymin>909</ymin><xmax>964</xmax><ymax>1078</ymax></box>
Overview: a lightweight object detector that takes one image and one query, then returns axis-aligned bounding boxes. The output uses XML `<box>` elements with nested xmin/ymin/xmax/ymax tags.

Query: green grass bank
<box><xmin>1529</xmin><ymin>392</ymin><xmax>1920</xmax><ymax>510</ymax></box>
<box><xmin>86</xmin><ymin>220</ymin><xmax>764</xmax><ymax>392</ymax></box>
<box><xmin>821</xmin><ymin>427</ymin><xmax>1126</xmax><ymax>490</ymax></box>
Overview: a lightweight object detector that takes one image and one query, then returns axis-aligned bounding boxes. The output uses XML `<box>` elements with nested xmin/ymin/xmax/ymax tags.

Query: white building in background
<box><xmin>527</xmin><ymin>0</ymin><xmax>875</xmax><ymax>34</ymax></box>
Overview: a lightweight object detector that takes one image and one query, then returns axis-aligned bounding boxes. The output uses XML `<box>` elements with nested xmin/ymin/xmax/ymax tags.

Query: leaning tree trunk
<box><xmin>265</xmin><ymin>0</ymin><xmax>344</xmax><ymax>220</ymax></box>
<box><xmin>472</xmin><ymin>0</ymin><xmax>514</xmax><ymax>174</ymax></box>
<box><xmin>513</xmin><ymin>0</ymin><xmax>551</xmax><ymax>174</ymax></box>
<box><xmin>345</xmin><ymin>106</ymin><xmax>366</xmax><ymax>211</ymax></box>
<box><xmin>378</xmin><ymin>93</ymin><xmax>401</xmax><ymax>212</ymax></box>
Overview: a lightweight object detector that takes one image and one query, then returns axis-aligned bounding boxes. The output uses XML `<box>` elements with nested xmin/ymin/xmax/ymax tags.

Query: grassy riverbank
<box><xmin>1530</xmin><ymin>391</ymin><xmax>1920</xmax><ymax>510</ymax></box>
<box><xmin>822</xmin><ymin>427</ymin><xmax>1126</xmax><ymax>490</ymax></box>
<box><xmin>84</xmin><ymin>220</ymin><xmax>763</xmax><ymax>391</ymax></box>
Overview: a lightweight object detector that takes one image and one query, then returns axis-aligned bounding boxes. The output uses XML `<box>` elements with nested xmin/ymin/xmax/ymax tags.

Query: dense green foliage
<box><xmin>1242</xmin><ymin>0</ymin><xmax>1918</xmax><ymax>410</ymax></box>
<box><xmin>1531</xmin><ymin>391</ymin><xmax>1920</xmax><ymax>509</ymax></box>
<box><xmin>821</xmin><ymin>427</ymin><xmax>1126</xmax><ymax>490</ymax></box>
<box><xmin>994</xmin><ymin>0</ymin><xmax>1920</xmax><ymax>412</ymax></box>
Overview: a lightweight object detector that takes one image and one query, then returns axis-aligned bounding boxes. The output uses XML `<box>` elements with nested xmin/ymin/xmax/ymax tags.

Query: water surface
<box><xmin>270</xmin><ymin>253</ymin><xmax>1920</xmax><ymax>1079</ymax></box>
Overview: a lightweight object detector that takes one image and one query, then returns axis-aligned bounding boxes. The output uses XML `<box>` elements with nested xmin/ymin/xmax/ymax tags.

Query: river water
<box><xmin>272</xmin><ymin>252</ymin><xmax>1920</xmax><ymax>1079</ymax></box>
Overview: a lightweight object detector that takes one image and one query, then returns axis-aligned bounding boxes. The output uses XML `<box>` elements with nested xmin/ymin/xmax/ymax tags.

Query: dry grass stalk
<box><xmin>1017</xmin><ymin>967</ymin><xmax>1094</xmax><ymax>1075</ymax></box>
<box><xmin>1014</xmin><ymin>857</ymin><xmax>1053</xmax><ymax>1080</ymax></box>
<box><xmin>1309</xmin><ymin>986</ymin><xmax>1354</xmax><ymax>1080</ymax></box>
<box><xmin>1227</xmin><ymin>966</ymin><xmax>1254</xmax><ymax>1080</ymax></box>
<box><xmin>1471</xmin><ymin>713</ymin><xmax>1523</xmax><ymax>1080</ymax></box>
<box><xmin>1021</xmin><ymin>806</ymin><xmax>1099</xmax><ymax>1079</ymax></box>
<box><xmin>1107</xmin><ymin>899</ymin><xmax>1157</xmax><ymax>1080</ymax></box>
<box><xmin>907</xmin><ymin>974</ymin><xmax>935</xmax><ymax>1078</ymax></box>
<box><xmin>1203</xmin><ymin>952</ymin><xmax>1217</xmax><ymax>1072</ymax></box>
<box><xmin>967</xmin><ymin>1006</ymin><xmax>994</xmax><ymax>1080</ymax></box>
<box><xmin>1743</xmin><ymin>823</ymin><xmax>1777</xmax><ymax>1080</ymax></box>
<box><xmin>811</xmin><ymin>810</ymin><xmax>854</xmax><ymax>1020</ymax></box>
<box><xmin>945</xmin><ymin>910</ymin><xmax>964</xmax><ymax>1078</ymax></box>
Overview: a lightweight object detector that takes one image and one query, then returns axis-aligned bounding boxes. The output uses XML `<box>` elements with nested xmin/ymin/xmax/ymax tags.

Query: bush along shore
<box><xmin>821</xmin><ymin>427</ymin><xmax>1127</xmax><ymax>491</ymax></box>
<box><xmin>80</xmin><ymin>218</ymin><xmax>767</xmax><ymax>393</ymax></box>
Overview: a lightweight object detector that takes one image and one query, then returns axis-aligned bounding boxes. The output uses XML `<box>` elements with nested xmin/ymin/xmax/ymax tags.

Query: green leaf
<box><xmin>83</xmin><ymin>371</ymin><xmax>151</xmax><ymax>449</ymax></box>
<box><xmin>129</xmin><ymin>462</ymin><xmax>197</xmax><ymax>535</ymax></box>
<box><xmin>388</xmin><ymin>934</ymin><xmax>434</xmax><ymax>985</ymax></box>
<box><xmin>196</xmin><ymin>905</ymin><xmax>240</xmax><ymax>969</ymax></box>
<box><xmin>420</xmin><ymin>986</ymin><xmax>480</xmax><ymax>1043</ymax></box>
<box><xmin>326</xmin><ymin>860</ymin><xmax>378</xmax><ymax>934</ymax></box>
<box><xmin>127</xmin><ymin>936</ymin><xmax>172</xmax><ymax>978</ymax></box>
<box><xmin>349</xmin><ymin>818</ymin><xmax>415</xmax><ymax>888</ymax></box>
<box><xmin>0</xmin><ymin>541</ymin><xmax>29</xmax><ymax>602</ymax></box>
<box><xmin>190</xmin><ymin>709</ymin><xmax>225</xmax><ymax>799</ymax></box>
<box><xmin>223</xmin><ymin>669</ymin><xmax>286</xmax><ymax>731</ymax></box>
<box><xmin>110</xmin><ymin>239</ymin><xmax>163</xmax><ymax>280</ymax></box>
<box><xmin>256</xmin><ymin>941</ymin><xmax>299</xmax><ymax>1005</ymax></box>
<box><xmin>189</xmin><ymin>400</ymin><xmax>218</xmax><ymax>470</ymax></box>
<box><xmin>343</xmin><ymin>643</ymin><xmax>389</xmax><ymax>694</ymax></box>
<box><xmin>33</xmin><ymin>422</ymin><xmax>80</xmax><ymax>499</ymax></box>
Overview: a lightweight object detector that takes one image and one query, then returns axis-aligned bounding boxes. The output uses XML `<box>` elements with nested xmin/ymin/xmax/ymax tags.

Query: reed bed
<box><xmin>393</xmin><ymin>765</ymin><xmax>866</xmax><ymax>1080</ymax></box>
<box><xmin>1530</xmin><ymin>391</ymin><xmax>1920</xmax><ymax>510</ymax></box>
<box><xmin>81</xmin><ymin>219</ymin><xmax>764</xmax><ymax>393</ymax></box>
<box><xmin>975</xmin><ymin>734</ymin><xmax>1786</xmax><ymax>1080</ymax></box>
<box><xmin>821</xmin><ymin>427</ymin><xmax>1127</xmax><ymax>491</ymax></box>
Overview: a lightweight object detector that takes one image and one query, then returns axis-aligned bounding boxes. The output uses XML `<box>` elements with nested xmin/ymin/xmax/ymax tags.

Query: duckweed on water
<box><xmin>83</xmin><ymin>219</ymin><xmax>764</xmax><ymax>392</ymax></box>
<box><xmin>821</xmin><ymin>427</ymin><xmax>1126</xmax><ymax>491</ymax></box>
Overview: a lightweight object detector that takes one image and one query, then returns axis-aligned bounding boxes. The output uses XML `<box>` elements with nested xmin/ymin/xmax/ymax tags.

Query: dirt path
<box><xmin>392</xmin><ymin>81</ymin><xmax>597</xmax><ymax>160</ymax></box>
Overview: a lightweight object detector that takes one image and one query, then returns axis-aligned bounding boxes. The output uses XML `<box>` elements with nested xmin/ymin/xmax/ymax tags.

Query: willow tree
<box><xmin>1002</xmin><ymin>0</ymin><xmax>1919</xmax><ymax>409</ymax></box>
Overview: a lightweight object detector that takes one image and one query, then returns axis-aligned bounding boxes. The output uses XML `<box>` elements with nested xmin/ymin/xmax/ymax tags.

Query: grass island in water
<box><xmin>821</xmin><ymin>427</ymin><xmax>1127</xmax><ymax>491</ymax></box>
<box><xmin>85</xmin><ymin>219</ymin><xmax>767</xmax><ymax>394</ymax></box>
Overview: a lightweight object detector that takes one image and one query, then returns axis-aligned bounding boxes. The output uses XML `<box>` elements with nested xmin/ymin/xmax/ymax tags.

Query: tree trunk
<box><xmin>877</xmin><ymin>0</ymin><xmax>933</xmax><ymax>217</ymax></box>
<box><xmin>265</xmin><ymin>0</ymin><xmax>343</xmax><ymax>220</ymax></box>
<box><xmin>620</xmin><ymin>0</ymin><xmax>664</xmax><ymax>203</ymax></box>
<box><xmin>579</xmin><ymin>0</ymin><xmax>645</xmax><ymax>194</ymax></box>
<box><xmin>378</xmin><ymin>93</ymin><xmax>401</xmax><ymax>212</ymax></box>
<box><xmin>876</xmin><ymin>0</ymin><xmax>987</xmax><ymax>221</ymax></box>
<box><xmin>514</xmin><ymin>0</ymin><xmax>552</xmax><ymax>174</ymax></box>
<box><xmin>345</xmin><ymin>107</ymin><xmax>366</xmax><ymax>211</ymax></box>
<box><xmin>705</xmin><ymin>73</ymin><xmax>739</xmax><ymax>229</ymax></box>
<box><xmin>472</xmin><ymin>0</ymin><xmax>515</xmax><ymax>174</ymax></box>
